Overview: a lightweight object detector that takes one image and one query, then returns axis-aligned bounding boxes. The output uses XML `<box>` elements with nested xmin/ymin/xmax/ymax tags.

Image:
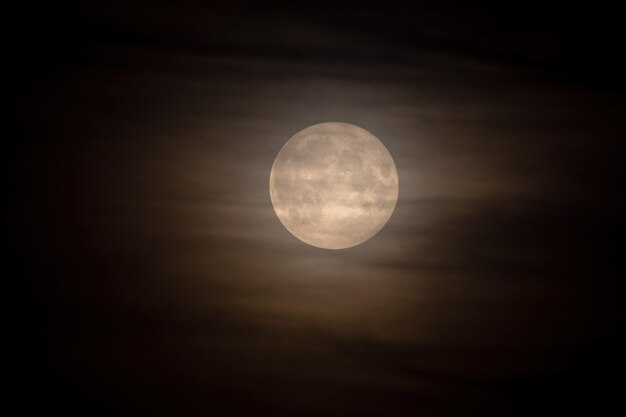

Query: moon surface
<box><xmin>270</xmin><ymin>122</ymin><xmax>399</xmax><ymax>249</ymax></box>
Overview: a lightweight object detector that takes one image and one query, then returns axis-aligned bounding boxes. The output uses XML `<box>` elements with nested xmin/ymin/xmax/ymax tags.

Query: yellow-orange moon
<box><xmin>270</xmin><ymin>122</ymin><xmax>398</xmax><ymax>249</ymax></box>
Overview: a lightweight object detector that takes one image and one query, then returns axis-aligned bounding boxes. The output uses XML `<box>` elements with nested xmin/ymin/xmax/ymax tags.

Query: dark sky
<box><xmin>8</xmin><ymin>2</ymin><xmax>626</xmax><ymax>416</ymax></box>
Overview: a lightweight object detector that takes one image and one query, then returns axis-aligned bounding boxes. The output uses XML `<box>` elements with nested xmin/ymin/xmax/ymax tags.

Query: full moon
<box><xmin>270</xmin><ymin>122</ymin><xmax>399</xmax><ymax>249</ymax></box>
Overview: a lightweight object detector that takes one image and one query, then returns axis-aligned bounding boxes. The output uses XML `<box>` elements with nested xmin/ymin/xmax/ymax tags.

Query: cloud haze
<box><xmin>9</xmin><ymin>2</ymin><xmax>625</xmax><ymax>416</ymax></box>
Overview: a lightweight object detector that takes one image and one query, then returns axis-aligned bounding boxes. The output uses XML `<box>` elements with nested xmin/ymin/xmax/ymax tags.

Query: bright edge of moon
<box><xmin>269</xmin><ymin>122</ymin><xmax>399</xmax><ymax>249</ymax></box>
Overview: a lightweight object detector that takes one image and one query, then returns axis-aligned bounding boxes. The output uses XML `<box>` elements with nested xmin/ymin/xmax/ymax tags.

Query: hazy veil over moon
<box><xmin>270</xmin><ymin>122</ymin><xmax>399</xmax><ymax>249</ymax></box>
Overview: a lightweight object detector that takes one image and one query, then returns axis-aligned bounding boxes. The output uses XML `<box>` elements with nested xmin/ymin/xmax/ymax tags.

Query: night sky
<box><xmin>8</xmin><ymin>2</ymin><xmax>626</xmax><ymax>415</ymax></box>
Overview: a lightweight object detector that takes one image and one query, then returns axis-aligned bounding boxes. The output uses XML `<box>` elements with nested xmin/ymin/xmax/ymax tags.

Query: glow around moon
<box><xmin>270</xmin><ymin>122</ymin><xmax>398</xmax><ymax>249</ymax></box>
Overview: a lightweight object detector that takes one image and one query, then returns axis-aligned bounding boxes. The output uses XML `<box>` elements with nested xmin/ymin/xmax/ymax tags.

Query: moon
<box><xmin>269</xmin><ymin>122</ymin><xmax>399</xmax><ymax>249</ymax></box>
